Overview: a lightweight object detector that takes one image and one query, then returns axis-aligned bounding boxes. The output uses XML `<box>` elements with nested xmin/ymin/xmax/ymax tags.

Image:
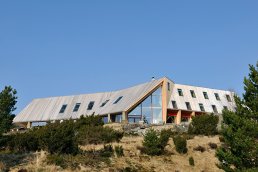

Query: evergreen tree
<box><xmin>0</xmin><ymin>86</ymin><xmax>17</xmax><ymax>134</ymax></box>
<box><xmin>216</xmin><ymin>62</ymin><xmax>258</xmax><ymax>171</ymax></box>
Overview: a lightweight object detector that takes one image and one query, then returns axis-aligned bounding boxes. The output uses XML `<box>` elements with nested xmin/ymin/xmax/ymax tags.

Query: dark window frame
<box><xmin>167</xmin><ymin>82</ymin><xmax>170</xmax><ymax>91</ymax></box>
<box><xmin>113</xmin><ymin>96</ymin><xmax>123</xmax><ymax>104</ymax></box>
<box><xmin>172</xmin><ymin>101</ymin><xmax>178</xmax><ymax>109</ymax></box>
<box><xmin>212</xmin><ymin>105</ymin><xmax>218</xmax><ymax>113</ymax></box>
<box><xmin>185</xmin><ymin>102</ymin><xmax>192</xmax><ymax>110</ymax></box>
<box><xmin>87</xmin><ymin>101</ymin><xmax>95</xmax><ymax>110</ymax></box>
<box><xmin>178</xmin><ymin>89</ymin><xmax>183</xmax><ymax>96</ymax></box>
<box><xmin>199</xmin><ymin>103</ymin><xmax>205</xmax><ymax>112</ymax></box>
<box><xmin>100</xmin><ymin>99</ymin><xmax>110</xmax><ymax>107</ymax></box>
<box><xmin>226</xmin><ymin>94</ymin><xmax>232</xmax><ymax>102</ymax></box>
<box><xmin>203</xmin><ymin>92</ymin><xmax>209</xmax><ymax>99</ymax></box>
<box><xmin>73</xmin><ymin>103</ymin><xmax>81</xmax><ymax>112</ymax></box>
<box><xmin>59</xmin><ymin>104</ymin><xmax>67</xmax><ymax>113</ymax></box>
<box><xmin>214</xmin><ymin>93</ymin><xmax>220</xmax><ymax>100</ymax></box>
<box><xmin>190</xmin><ymin>90</ymin><xmax>196</xmax><ymax>98</ymax></box>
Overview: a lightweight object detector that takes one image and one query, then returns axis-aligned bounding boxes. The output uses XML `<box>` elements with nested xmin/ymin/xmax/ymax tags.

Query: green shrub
<box><xmin>77</xmin><ymin>126</ymin><xmax>123</xmax><ymax>145</ymax></box>
<box><xmin>188</xmin><ymin>114</ymin><xmax>219</xmax><ymax>136</ymax></box>
<box><xmin>8</xmin><ymin>130</ymin><xmax>39</xmax><ymax>152</ymax></box>
<box><xmin>173</xmin><ymin>136</ymin><xmax>187</xmax><ymax>154</ymax></box>
<box><xmin>0</xmin><ymin>115</ymin><xmax>123</xmax><ymax>156</ymax></box>
<box><xmin>141</xmin><ymin>129</ymin><xmax>171</xmax><ymax>156</ymax></box>
<box><xmin>100</xmin><ymin>144</ymin><xmax>113</xmax><ymax>157</ymax></box>
<box><xmin>159</xmin><ymin>129</ymin><xmax>172</xmax><ymax>149</ymax></box>
<box><xmin>142</xmin><ymin>129</ymin><xmax>162</xmax><ymax>155</ymax></box>
<box><xmin>38</xmin><ymin>120</ymin><xmax>78</xmax><ymax>155</ymax></box>
<box><xmin>189</xmin><ymin>156</ymin><xmax>195</xmax><ymax>166</ymax></box>
<box><xmin>74</xmin><ymin>115</ymin><xmax>104</xmax><ymax>128</ymax></box>
<box><xmin>115</xmin><ymin>145</ymin><xmax>124</xmax><ymax>157</ymax></box>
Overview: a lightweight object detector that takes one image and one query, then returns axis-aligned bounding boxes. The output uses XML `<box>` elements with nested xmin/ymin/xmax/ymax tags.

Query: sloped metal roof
<box><xmin>13</xmin><ymin>78</ymin><xmax>164</xmax><ymax>123</ymax></box>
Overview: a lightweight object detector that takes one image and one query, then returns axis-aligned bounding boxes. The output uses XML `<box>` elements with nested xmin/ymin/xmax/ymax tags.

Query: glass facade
<box><xmin>128</xmin><ymin>87</ymin><xmax>163</xmax><ymax>124</ymax></box>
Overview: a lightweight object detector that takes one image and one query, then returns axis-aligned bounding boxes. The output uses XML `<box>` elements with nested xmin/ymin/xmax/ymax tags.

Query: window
<box><xmin>226</xmin><ymin>95</ymin><xmax>232</xmax><ymax>102</ymax></box>
<box><xmin>100</xmin><ymin>99</ymin><xmax>109</xmax><ymax>107</ymax></box>
<box><xmin>87</xmin><ymin>101</ymin><xmax>95</xmax><ymax>110</ymax></box>
<box><xmin>172</xmin><ymin>101</ymin><xmax>178</xmax><ymax>109</ymax></box>
<box><xmin>212</xmin><ymin>105</ymin><xmax>218</xmax><ymax>113</ymax></box>
<box><xmin>223</xmin><ymin>106</ymin><xmax>228</xmax><ymax>110</ymax></box>
<box><xmin>203</xmin><ymin>92</ymin><xmax>209</xmax><ymax>99</ymax></box>
<box><xmin>73</xmin><ymin>103</ymin><xmax>81</xmax><ymax>112</ymax></box>
<box><xmin>214</xmin><ymin>93</ymin><xmax>220</xmax><ymax>100</ymax></box>
<box><xmin>167</xmin><ymin>82</ymin><xmax>170</xmax><ymax>91</ymax></box>
<box><xmin>59</xmin><ymin>104</ymin><xmax>67</xmax><ymax>113</ymax></box>
<box><xmin>190</xmin><ymin>90</ymin><xmax>196</xmax><ymax>98</ymax></box>
<box><xmin>113</xmin><ymin>96</ymin><xmax>123</xmax><ymax>104</ymax></box>
<box><xmin>199</xmin><ymin>103</ymin><xmax>205</xmax><ymax>112</ymax></box>
<box><xmin>185</xmin><ymin>102</ymin><xmax>192</xmax><ymax>110</ymax></box>
<box><xmin>178</xmin><ymin>89</ymin><xmax>183</xmax><ymax>96</ymax></box>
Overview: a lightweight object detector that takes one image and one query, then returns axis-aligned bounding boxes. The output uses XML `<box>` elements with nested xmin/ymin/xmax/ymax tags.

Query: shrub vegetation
<box><xmin>141</xmin><ymin>129</ymin><xmax>171</xmax><ymax>156</ymax></box>
<box><xmin>173</xmin><ymin>135</ymin><xmax>188</xmax><ymax>154</ymax></box>
<box><xmin>189</xmin><ymin>156</ymin><xmax>195</xmax><ymax>166</ymax></box>
<box><xmin>188</xmin><ymin>114</ymin><xmax>219</xmax><ymax>136</ymax></box>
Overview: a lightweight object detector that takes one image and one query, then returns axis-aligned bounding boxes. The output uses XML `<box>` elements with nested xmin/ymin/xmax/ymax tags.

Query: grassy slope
<box><xmin>9</xmin><ymin>135</ymin><xmax>222</xmax><ymax>172</ymax></box>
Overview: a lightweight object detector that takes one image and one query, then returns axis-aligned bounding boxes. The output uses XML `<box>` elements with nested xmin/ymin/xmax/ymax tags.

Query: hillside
<box><xmin>7</xmin><ymin>133</ymin><xmax>222</xmax><ymax>172</ymax></box>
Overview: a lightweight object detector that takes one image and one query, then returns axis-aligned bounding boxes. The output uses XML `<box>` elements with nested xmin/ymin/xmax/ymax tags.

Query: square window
<box><xmin>199</xmin><ymin>103</ymin><xmax>205</xmax><ymax>112</ymax></box>
<box><xmin>190</xmin><ymin>90</ymin><xmax>196</xmax><ymax>98</ymax></box>
<box><xmin>178</xmin><ymin>89</ymin><xmax>183</xmax><ymax>96</ymax></box>
<box><xmin>226</xmin><ymin>95</ymin><xmax>232</xmax><ymax>102</ymax></box>
<box><xmin>87</xmin><ymin>101</ymin><xmax>95</xmax><ymax>110</ymax></box>
<box><xmin>172</xmin><ymin>101</ymin><xmax>178</xmax><ymax>109</ymax></box>
<box><xmin>214</xmin><ymin>93</ymin><xmax>220</xmax><ymax>100</ymax></box>
<box><xmin>59</xmin><ymin>104</ymin><xmax>67</xmax><ymax>113</ymax></box>
<box><xmin>203</xmin><ymin>92</ymin><xmax>209</xmax><ymax>99</ymax></box>
<box><xmin>212</xmin><ymin>105</ymin><xmax>218</xmax><ymax>113</ymax></box>
<box><xmin>185</xmin><ymin>102</ymin><xmax>192</xmax><ymax>110</ymax></box>
<box><xmin>73</xmin><ymin>103</ymin><xmax>81</xmax><ymax>112</ymax></box>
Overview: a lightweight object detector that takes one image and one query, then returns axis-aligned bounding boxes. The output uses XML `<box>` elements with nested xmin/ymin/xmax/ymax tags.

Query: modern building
<box><xmin>13</xmin><ymin>77</ymin><xmax>236</xmax><ymax>128</ymax></box>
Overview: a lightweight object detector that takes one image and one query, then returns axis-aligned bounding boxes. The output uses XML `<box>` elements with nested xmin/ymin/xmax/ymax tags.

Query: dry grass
<box><xmin>5</xmin><ymin>135</ymin><xmax>222</xmax><ymax>172</ymax></box>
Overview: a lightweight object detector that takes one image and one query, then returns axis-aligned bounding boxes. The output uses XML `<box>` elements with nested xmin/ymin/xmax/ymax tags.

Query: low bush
<box><xmin>208</xmin><ymin>142</ymin><xmax>218</xmax><ymax>149</ymax></box>
<box><xmin>189</xmin><ymin>156</ymin><xmax>195</xmax><ymax>166</ymax></box>
<box><xmin>188</xmin><ymin>114</ymin><xmax>219</xmax><ymax>136</ymax></box>
<box><xmin>193</xmin><ymin>145</ymin><xmax>206</xmax><ymax>152</ymax></box>
<box><xmin>1</xmin><ymin>115</ymin><xmax>123</xmax><ymax>156</ymax></box>
<box><xmin>141</xmin><ymin>129</ymin><xmax>171</xmax><ymax>156</ymax></box>
<box><xmin>173</xmin><ymin>136</ymin><xmax>188</xmax><ymax>154</ymax></box>
<box><xmin>100</xmin><ymin>144</ymin><xmax>113</xmax><ymax>157</ymax></box>
<box><xmin>8</xmin><ymin>131</ymin><xmax>39</xmax><ymax>153</ymax></box>
<box><xmin>37</xmin><ymin>120</ymin><xmax>78</xmax><ymax>155</ymax></box>
<box><xmin>77</xmin><ymin>126</ymin><xmax>123</xmax><ymax>145</ymax></box>
<box><xmin>46</xmin><ymin>149</ymin><xmax>110</xmax><ymax>169</ymax></box>
<box><xmin>115</xmin><ymin>145</ymin><xmax>124</xmax><ymax>157</ymax></box>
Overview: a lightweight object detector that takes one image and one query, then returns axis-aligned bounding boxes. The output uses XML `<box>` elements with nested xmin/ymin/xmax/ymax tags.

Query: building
<box><xmin>13</xmin><ymin>77</ymin><xmax>236</xmax><ymax>128</ymax></box>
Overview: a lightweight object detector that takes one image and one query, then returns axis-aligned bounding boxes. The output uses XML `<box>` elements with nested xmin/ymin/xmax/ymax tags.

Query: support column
<box><xmin>27</xmin><ymin>122</ymin><xmax>32</xmax><ymax>129</ymax></box>
<box><xmin>122</xmin><ymin>111</ymin><xmax>128</xmax><ymax>123</ymax></box>
<box><xmin>108</xmin><ymin>114</ymin><xmax>111</xmax><ymax>123</ymax></box>
<box><xmin>189</xmin><ymin>111</ymin><xmax>195</xmax><ymax>122</ymax></box>
<box><xmin>176</xmin><ymin>110</ymin><xmax>181</xmax><ymax>124</ymax></box>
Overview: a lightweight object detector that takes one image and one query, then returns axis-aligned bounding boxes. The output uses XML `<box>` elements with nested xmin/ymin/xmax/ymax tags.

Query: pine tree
<box><xmin>0</xmin><ymin>86</ymin><xmax>17</xmax><ymax>134</ymax></box>
<box><xmin>216</xmin><ymin>62</ymin><xmax>258</xmax><ymax>171</ymax></box>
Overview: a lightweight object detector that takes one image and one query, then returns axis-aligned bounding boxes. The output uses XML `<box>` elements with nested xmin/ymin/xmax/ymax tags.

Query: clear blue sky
<box><xmin>0</xmin><ymin>1</ymin><xmax>257</xmax><ymax>113</ymax></box>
